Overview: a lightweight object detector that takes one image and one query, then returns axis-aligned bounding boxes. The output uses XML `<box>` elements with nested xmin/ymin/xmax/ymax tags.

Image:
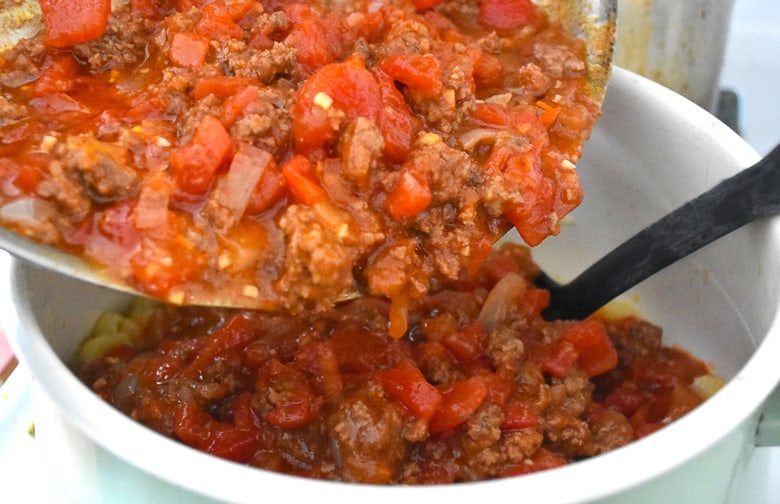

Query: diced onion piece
<box><xmin>0</xmin><ymin>197</ymin><xmax>56</xmax><ymax>226</ymax></box>
<box><xmin>217</xmin><ymin>145</ymin><xmax>271</xmax><ymax>221</ymax></box>
<box><xmin>459</xmin><ymin>127</ymin><xmax>500</xmax><ymax>150</ymax></box>
<box><xmin>478</xmin><ymin>272</ymin><xmax>527</xmax><ymax>331</ymax></box>
<box><xmin>133</xmin><ymin>177</ymin><xmax>171</xmax><ymax>229</ymax></box>
<box><xmin>691</xmin><ymin>374</ymin><xmax>725</xmax><ymax>399</ymax></box>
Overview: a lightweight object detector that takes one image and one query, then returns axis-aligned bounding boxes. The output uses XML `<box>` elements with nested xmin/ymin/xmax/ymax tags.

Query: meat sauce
<box><xmin>0</xmin><ymin>0</ymin><xmax>601</xmax><ymax>327</ymax></box>
<box><xmin>77</xmin><ymin>243</ymin><xmax>716</xmax><ymax>484</ymax></box>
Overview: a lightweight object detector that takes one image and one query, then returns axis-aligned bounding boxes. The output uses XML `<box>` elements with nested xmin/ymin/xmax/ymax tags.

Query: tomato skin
<box><xmin>39</xmin><ymin>0</ymin><xmax>111</xmax><ymax>48</ymax></box>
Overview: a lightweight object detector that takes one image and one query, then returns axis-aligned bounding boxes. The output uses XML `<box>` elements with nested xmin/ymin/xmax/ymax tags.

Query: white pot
<box><xmin>4</xmin><ymin>68</ymin><xmax>780</xmax><ymax>504</ymax></box>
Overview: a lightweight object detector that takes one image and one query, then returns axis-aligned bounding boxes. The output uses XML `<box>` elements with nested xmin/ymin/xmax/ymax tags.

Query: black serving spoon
<box><xmin>536</xmin><ymin>142</ymin><xmax>780</xmax><ymax>321</ymax></box>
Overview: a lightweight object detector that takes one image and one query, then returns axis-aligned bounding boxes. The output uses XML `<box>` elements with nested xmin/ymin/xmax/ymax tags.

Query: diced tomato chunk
<box><xmin>39</xmin><ymin>0</ymin><xmax>111</xmax><ymax>48</ymax></box>
<box><xmin>411</xmin><ymin>0</ymin><xmax>444</xmax><ymax>9</ymax></box>
<box><xmin>169</xmin><ymin>31</ymin><xmax>210</xmax><ymax>68</ymax></box>
<box><xmin>174</xmin><ymin>401</ymin><xmax>261</xmax><ymax>463</ymax></box>
<box><xmin>259</xmin><ymin>359</ymin><xmax>323</xmax><ymax>428</ymax></box>
<box><xmin>220</xmin><ymin>85</ymin><xmax>259</xmax><ymax>127</ymax></box>
<box><xmin>224</xmin><ymin>0</ymin><xmax>256</xmax><ymax>21</ymax></box>
<box><xmin>374</xmin><ymin>74</ymin><xmax>422</xmax><ymax>163</ymax></box>
<box><xmin>170</xmin><ymin>115</ymin><xmax>233</xmax><ymax>194</ymax></box>
<box><xmin>387</xmin><ymin>170</ymin><xmax>432</xmax><ymax>221</ymax></box>
<box><xmin>184</xmin><ymin>314</ymin><xmax>257</xmax><ymax>375</ymax></box>
<box><xmin>603</xmin><ymin>384</ymin><xmax>647</xmax><ymax>418</ymax></box>
<box><xmin>489</xmin><ymin>144</ymin><xmax>556</xmax><ymax>247</ymax></box>
<box><xmin>502</xmin><ymin>400</ymin><xmax>539</xmax><ymax>430</ymax></box>
<box><xmin>280</xmin><ymin>155</ymin><xmax>325</xmax><ymax>206</ymax></box>
<box><xmin>130</xmin><ymin>0</ymin><xmax>159</xmax><ymax>18</ymax></box>
<box><xmin>0</xmin><ymin>157</ymin><xmax>46</xmax><ymax>195</ymax></box>
<box><xmin>375</xmin><ymin>53</ymin><xmax>443</xmax><ymax>98</ymax></box>
<box><xmin>428</xmin><ymin>375</ymin><xmax>488</xmax><ymax>434</ymax></box>
<box><xmin>500</xmin><ymin>448</ymin><xmax>567</xmax><ymax>477</ymax></box>
<box><xmin>284</xmin><ymin>4</ymin><xmax>338</xmax><ymax>71</ymax></box>
<box><xmin>375</xmin><ymin>362</ymin><xmax>442</xmax><ymax>421</ymax></box>
<box><xmin>130</xmin><ymin>234</ymin><xmax>207</xmax><ymax>295</ymax></box>
<box><xmin>193</xmin><ymin>76</ymin><xmax>255</xmax><ymax>100</ymax></box>
<box><xmin>528</xmin><ymin>339</ymin><xmax>578</xmax><ymax>378</ymax></box>
<box><xmin>472</xmin><ymin>50</ymin><xmax>504</xmax><ymax>89</ymax></box>
<box><xmin>562</xmin><ymin>319</ymin><xmax>618</xmax><ymax>376</ymax></box>
<box><xmin>292</xmin><ymin>53</ymin><xmax>382</xmax><ymax>154</ymax></box>
<box><xmin>442</xmin><ymin>323</ymin><xmax>486</xmax><ymax>362</ymax></box>
<box><xmin>232</xmin><ymin>392</ymin><xmax>261</xmax><ymax>430</ymax></box>
<box><xmin>197</xmin><ymin>3</ymin><xmax>245</xmax><ymax>40</ymax></box>
<box><xmin>245</xmin><ymin>158</ymin><xmax>287</xmax><ymax>214</ymax></box>
<box><xmin>479</xmin><ymin>0</ymin><xmax>538</xmax><ymax>30</ymax></box>
<box><xmin>31</xmin><ymin>54</ymin><xmax>78</xmax><ymax>97</ymax></box>
<box><xmin>519</xmin><ymin>288</ymin><xmax>550</xmax><ymax>319</ymax></box>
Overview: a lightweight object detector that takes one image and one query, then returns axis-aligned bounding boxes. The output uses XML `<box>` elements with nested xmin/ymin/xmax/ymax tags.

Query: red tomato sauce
<box><xmin>77</xmin><ymin>244</ymin><xmax>713</xmax><ymax>484</ymax></box>
<box><xmin>0</xmin><ymin>0</ymin><xmax>601</xmax><ymax>323</ymax></box>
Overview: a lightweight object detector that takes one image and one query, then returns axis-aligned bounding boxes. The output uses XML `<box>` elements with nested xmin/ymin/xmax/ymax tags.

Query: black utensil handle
<box><xmin>543</xmin><ymin>142</ymin><xmax>780</xmax><ymax>320</ymax></box>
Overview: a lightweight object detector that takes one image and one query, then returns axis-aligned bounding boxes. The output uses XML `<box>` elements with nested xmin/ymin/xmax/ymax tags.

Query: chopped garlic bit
<box><xmin>313</xmin><ymin>92</ymin><xmax>333</xmax><ymax>110</ymax></box>
<box><xmin>417</xmin><ymin>132</ymin><xmax>441</xmax><ymax>146</ymax></box>
<box><xmin>39</xmin><ymin>135</ymin><xmax>57</xmax><ymax>152</ymax></box>
<box><xmin>159</xmin><ymin>256</ymin><xmax>173</xmax><ymax>267</ymax></box>
<box><xmin>561</xmin><ymin>159</ymin><xmax>576</xmax><ymax>170</ymax></box>
<box><xmin>155</xmin><ymin>136</ymin><xmax>171</xmax><ymax>148</ymax></box>
<box><xmin>167</xmin><ymin>289</ymin><xmax>185</xmax><ymax>305</ymax></box>
<box><xmin>243</xmin><ymin>285</ymin><xmax>259</xmax><ymax>298</ymax></box>
<box><xmin>218</xmin><ymin>254</ymin><xmax>231</xmax><ymax>270</ymax></box>
<box><xmin>337</xmin><ymin>223</ymin><xmax>349</xmax><ymax>239</ymax></box>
